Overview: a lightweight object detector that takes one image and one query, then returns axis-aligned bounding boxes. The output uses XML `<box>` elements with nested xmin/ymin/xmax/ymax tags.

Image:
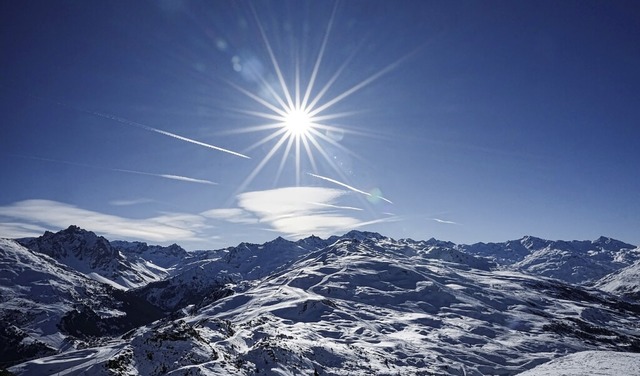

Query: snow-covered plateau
<box><xmin>2</xmin><ymin>226</ymin><xmax>639</xmax><ymax>375</ymax></box>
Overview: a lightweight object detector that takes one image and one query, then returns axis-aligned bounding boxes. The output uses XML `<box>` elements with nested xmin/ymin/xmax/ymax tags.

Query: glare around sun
<box><xmin>283</xmin><ymin>108</ymin><xmax>313</xmax><ymax>137</ymax></box>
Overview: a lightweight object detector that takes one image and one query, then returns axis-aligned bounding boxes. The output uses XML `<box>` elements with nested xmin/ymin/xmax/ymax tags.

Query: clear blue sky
<box><xmin>1</xmin><ymin>0</ymin><xmax>639</xmax><ymax>249</ymax></box>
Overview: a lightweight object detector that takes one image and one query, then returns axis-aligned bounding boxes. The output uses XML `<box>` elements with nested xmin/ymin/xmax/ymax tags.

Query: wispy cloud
<box><xmin>0</xmin><ymin>200</ymin><xmax>210</xmax><ymax>243</ymax></box>
<box><xmin>0</xmin><ymin>222</ymin><xmax>52</xmax><ymax>239</ymax></box>
<box><xmin>230</xmin><ymin>186</ymin><xmax>393</xmax><ymax>238</ymax></box>
<box><xmin>237</xmin><ymin>187</ymin><xmax>345</xmax><ymax>219</ymax></box>
<box><xmin>431</xmin><ymin>218</ymin><xmax>458</xmax><ymax>225</ymax></box>
<box><xmin>200</xmin><ymin>208</ymin><xmax>258</xmax><ymax>224</ymax></box>
<box><xmin>307</xmin><ymin>173</ymin><xmax>393</xmax><ymax>204</ymax></box>
<box><xmin>0</xmin><ymin>187</ymin><xmax>395</xmax><ymax>247</ymax></box>
<box><xmin>234</xmin><ymin>187</ymin><xmax>357</xmax><ymax>237</ymax></box>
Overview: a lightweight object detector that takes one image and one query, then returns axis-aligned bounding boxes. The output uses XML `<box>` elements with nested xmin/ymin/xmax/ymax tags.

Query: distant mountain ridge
<box><xmin>460</xmin><ymin>235</ymin><xmax>639</xmax><ymax>284</ymax></box>
<box><xmin>2</xmin><ymin>226</ymin><xmax>639</xmax><ymax>375</ymax></box>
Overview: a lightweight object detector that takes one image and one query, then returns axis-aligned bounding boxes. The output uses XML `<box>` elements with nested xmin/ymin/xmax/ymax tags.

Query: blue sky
<box><xmin>1</xmin><ymin>0</ymin><xmax>639</xmax><ymax>249</ymax></box>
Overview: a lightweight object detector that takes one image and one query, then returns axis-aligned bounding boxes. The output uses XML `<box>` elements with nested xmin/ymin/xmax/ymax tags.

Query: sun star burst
<box><xmin>224</xmin><ymin>4</ymin><xmax>410</xmax><ymax>193</ymax></box>
<box><xmin>282</xmin><ymin>107</ymin><xmax>314</xmax><ymax>138</ymax></box>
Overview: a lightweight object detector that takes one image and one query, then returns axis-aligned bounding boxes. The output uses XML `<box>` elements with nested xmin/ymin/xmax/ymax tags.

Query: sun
<box><xmin>226</xmin><ymin>4</ymin><xmax>408</xmax><ymax>190</ymax></box>
<box><xmin>283</xmin><ymin>108</ymin><xmax>313</xmax><ymax>137</ymax></box>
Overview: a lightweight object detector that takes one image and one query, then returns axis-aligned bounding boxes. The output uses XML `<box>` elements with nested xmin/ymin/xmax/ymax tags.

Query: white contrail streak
<box><xmin>309</xmin><ymin>202</ymin><xmax>364</xmax><ymax>211</ymax></box>
<box><xmin>12</xmin><ymin>154</ymin><xmax>219</xmax><ymax>186</ymax></box>
<box><xmin>90</xmin><ymin>111</ymin><xmax>250</xmax><ymax>159</ymax></box>
<box><xmin>352</xmin><ymin>215</ymin><xmax>403</xmax><ymax>228</ymax></box>
<box><xmin>111</xmin><ymin>169</ymin><xmax>218</xmax><ymax>185</ymax></box>
<box><xmin>431</xmin><ymin>218</ymin><xmax>458</xmax><ymax>225</ymax></box>
<box><xmin>24</xmin><ymin>93</ymin><xmax>250</xmax><ymax>159</ymax></box>
<box><xmin>158</xmin><ymin>174</ymin><xmax>219</xmax><ymax>185</ymax></box>
<box><xmin>307</xmin><ymin>173</ymin><xmax>393</xmax><ymax>204</ymax></box>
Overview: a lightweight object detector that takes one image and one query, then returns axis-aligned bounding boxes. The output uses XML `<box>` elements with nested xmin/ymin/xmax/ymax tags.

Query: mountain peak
<box><xmin>593</xmin><ymin>236</ymin><xmax>635</xmax><ymax>250</ymax></box>
<box><xmin>264</xmin><ymin>236</ymin><xmax>295</xmax><ymax>248</ymax></box>
<box><xmin>295</xmin><ymin>235</ymin><xmax>330</xmax><ymax>250</ymax></box>
<box><xmin>20</xmin><ymin>225</ymin><xmax>123</xmax><ymax>277</ymax></box>
<box><xmin>63</xmin><ymin>224</ymin><xmax>86</xmax><ymax>234</ymax></box>
<box><xmin>518</xmin><ymin>235</ymin><xmax>550</xmax><ymax>250</ymax></box>
<box><xmin>33</xmin><ymin>226</ymin><xmax>108</xmax><ymax>252</ymax></box>
<box><xmin>341</xmin><ymin>230</ymin><xmax>386</xmax><ymax>241</ymax></box>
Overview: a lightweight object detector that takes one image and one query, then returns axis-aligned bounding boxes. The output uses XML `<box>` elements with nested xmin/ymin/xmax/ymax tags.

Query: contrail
<box><xmin>309</xmin><ymin>202</ymin><xmax>364</xmax><ymax>211</ymax></box>
<box><xmin>12</xmin><ymin>154</ymin><xmax>219</xmax><ymax>186</ymax></box>
<box><xmin>20</xmin><ymin>92</ymin><xmax>250</xmax><ymax>159</ymax></box>
<box><xmin>159</xmin><ymin>174</ymin><xmax>218</xmax><ymax>185</ymax></box>
<box><xmin>112</xmin><ymin>169</ymin><xmax>219</xmax><ymax>186</ymax></box>
<box><xmin>88</xmin><ymin>110</ymin><xmax>250</xmax><ymax>159</ymax></box>
<box><xmin>431</xmin><ymin>218</ymin><xmax>458</xmax><ymax>225</ymax></box>
<box><xmin>307</xmin><ymin>173</ymin><xmax>393</xmax><ymax>204</ymax></box>
<box><xmin>109</xmin><ymin>198</ymin><xmax>154</xmax><ymax>206</ymax></box>
<box><xmin>352</xmin><ymin>215</ymin><xmax>403</xmax><ymax>228</ymax></box>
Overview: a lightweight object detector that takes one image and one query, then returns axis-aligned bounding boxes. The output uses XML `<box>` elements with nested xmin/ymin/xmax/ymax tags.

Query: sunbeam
<box><xmin>220</xmin><ymin>2</ymin><xmax>417</xmax><ymax>192</ymax></box>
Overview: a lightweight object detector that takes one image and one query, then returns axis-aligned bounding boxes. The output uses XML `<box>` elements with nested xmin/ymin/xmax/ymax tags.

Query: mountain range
<box><xmin>2</xmin><ymin>226</ymin><xmax>640</xmax><ymax>375</ymax></box>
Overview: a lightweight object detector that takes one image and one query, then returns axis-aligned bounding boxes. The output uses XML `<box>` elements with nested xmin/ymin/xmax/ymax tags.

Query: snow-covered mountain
<box><xmin>133</xmin><ymin>235</ymin><xmax>331</xmax><ymax>312</ymax></box>
<box><xmin>3</xmin><ymin>228</ymin><xmax>640</xmax><ymax>375</ymax></box>
<box><xmin>516</xmin><ymin>350</ymin><xmax>640</xmax><ymax>375</ymax></box>
<box><xmin>0</xmin><ymin>238</ymin><xmax>163</xmax><ymax>367</ymax></box>
<box><xmin>594</xmin><ymin>255</ymin><xmax>640</xmax><ymax>299</ymax></box>
<box><xmin>19</xmin><ymin>226</ymin><xmax>188</xmax><ymax>289</ymax></box>
<box><xmin>111</xmin><ymin>240</ymin><xmax>190</xmax><ymax>268</ymax></box>
<box><xmin>461</xmin><ymin>236</ymin><xmax>639</xmax><ymax>284</ymax></box>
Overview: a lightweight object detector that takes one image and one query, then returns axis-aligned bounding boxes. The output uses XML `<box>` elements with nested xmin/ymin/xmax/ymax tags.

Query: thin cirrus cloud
<box><xmin>234</xmin><ymin>186</ymin><xmax>362</xmax><ymax>238</ymax></box>
<box><xmin>0</xmin><ymin>199</ymin><xmax>211</xmax><ymax>243</ymax></box>
<box><xmin>200</xmin><ymin>208</ymin><xmax>258</xmax><ymax>224</ymax></box>
<box><xmin>203</xmin><ymin>187</ymin><xmax>376</xmax><ymax>238</ymax></box>
<box><xmin>0</xmin><ymin>222</ymin><xmax>52</xmax><ymax>239</ymax></box>
<box><xmin>0</xmin><ymin>187</ymin><xmax>390</xmax><ymax>246</ymax></box>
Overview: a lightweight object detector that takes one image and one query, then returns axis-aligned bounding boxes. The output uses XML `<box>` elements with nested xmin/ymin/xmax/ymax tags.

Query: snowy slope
<box><xmin>134</xmin><ymin>236</ymin><xmax>328</xmax><ymax>312</ymax></box>
<box><xmin>0</xmin><ymin>238</ymin><xmax>165</xmax><ymax>368</ymax></box>
<box><xmin>594</xmin><ymin>255</ymin><xmax>640</xmax><ymax>299</ymax></box>
<box><xmin>20</xmin><ymin>226</ymin><xmax>184</xmax><ymax>289</ymax></box>
<box><xmin>463</xmin><ymin>236</ymin><xmax>639</xmax><ymax>284</ymax></box>
<box><xmin>111</xmin><ymin>240</ymin><xmax>190</xmax><ymax>269</ymax></box>
<box><xmin>516</xmin><ymin>350</ymin><xmax>640</xmax><ymax>375</ymax></box>
<box><xmin>11</xmin><ymin>234</ymin><xmax>640</xmax><ymax>376</ymax></box>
